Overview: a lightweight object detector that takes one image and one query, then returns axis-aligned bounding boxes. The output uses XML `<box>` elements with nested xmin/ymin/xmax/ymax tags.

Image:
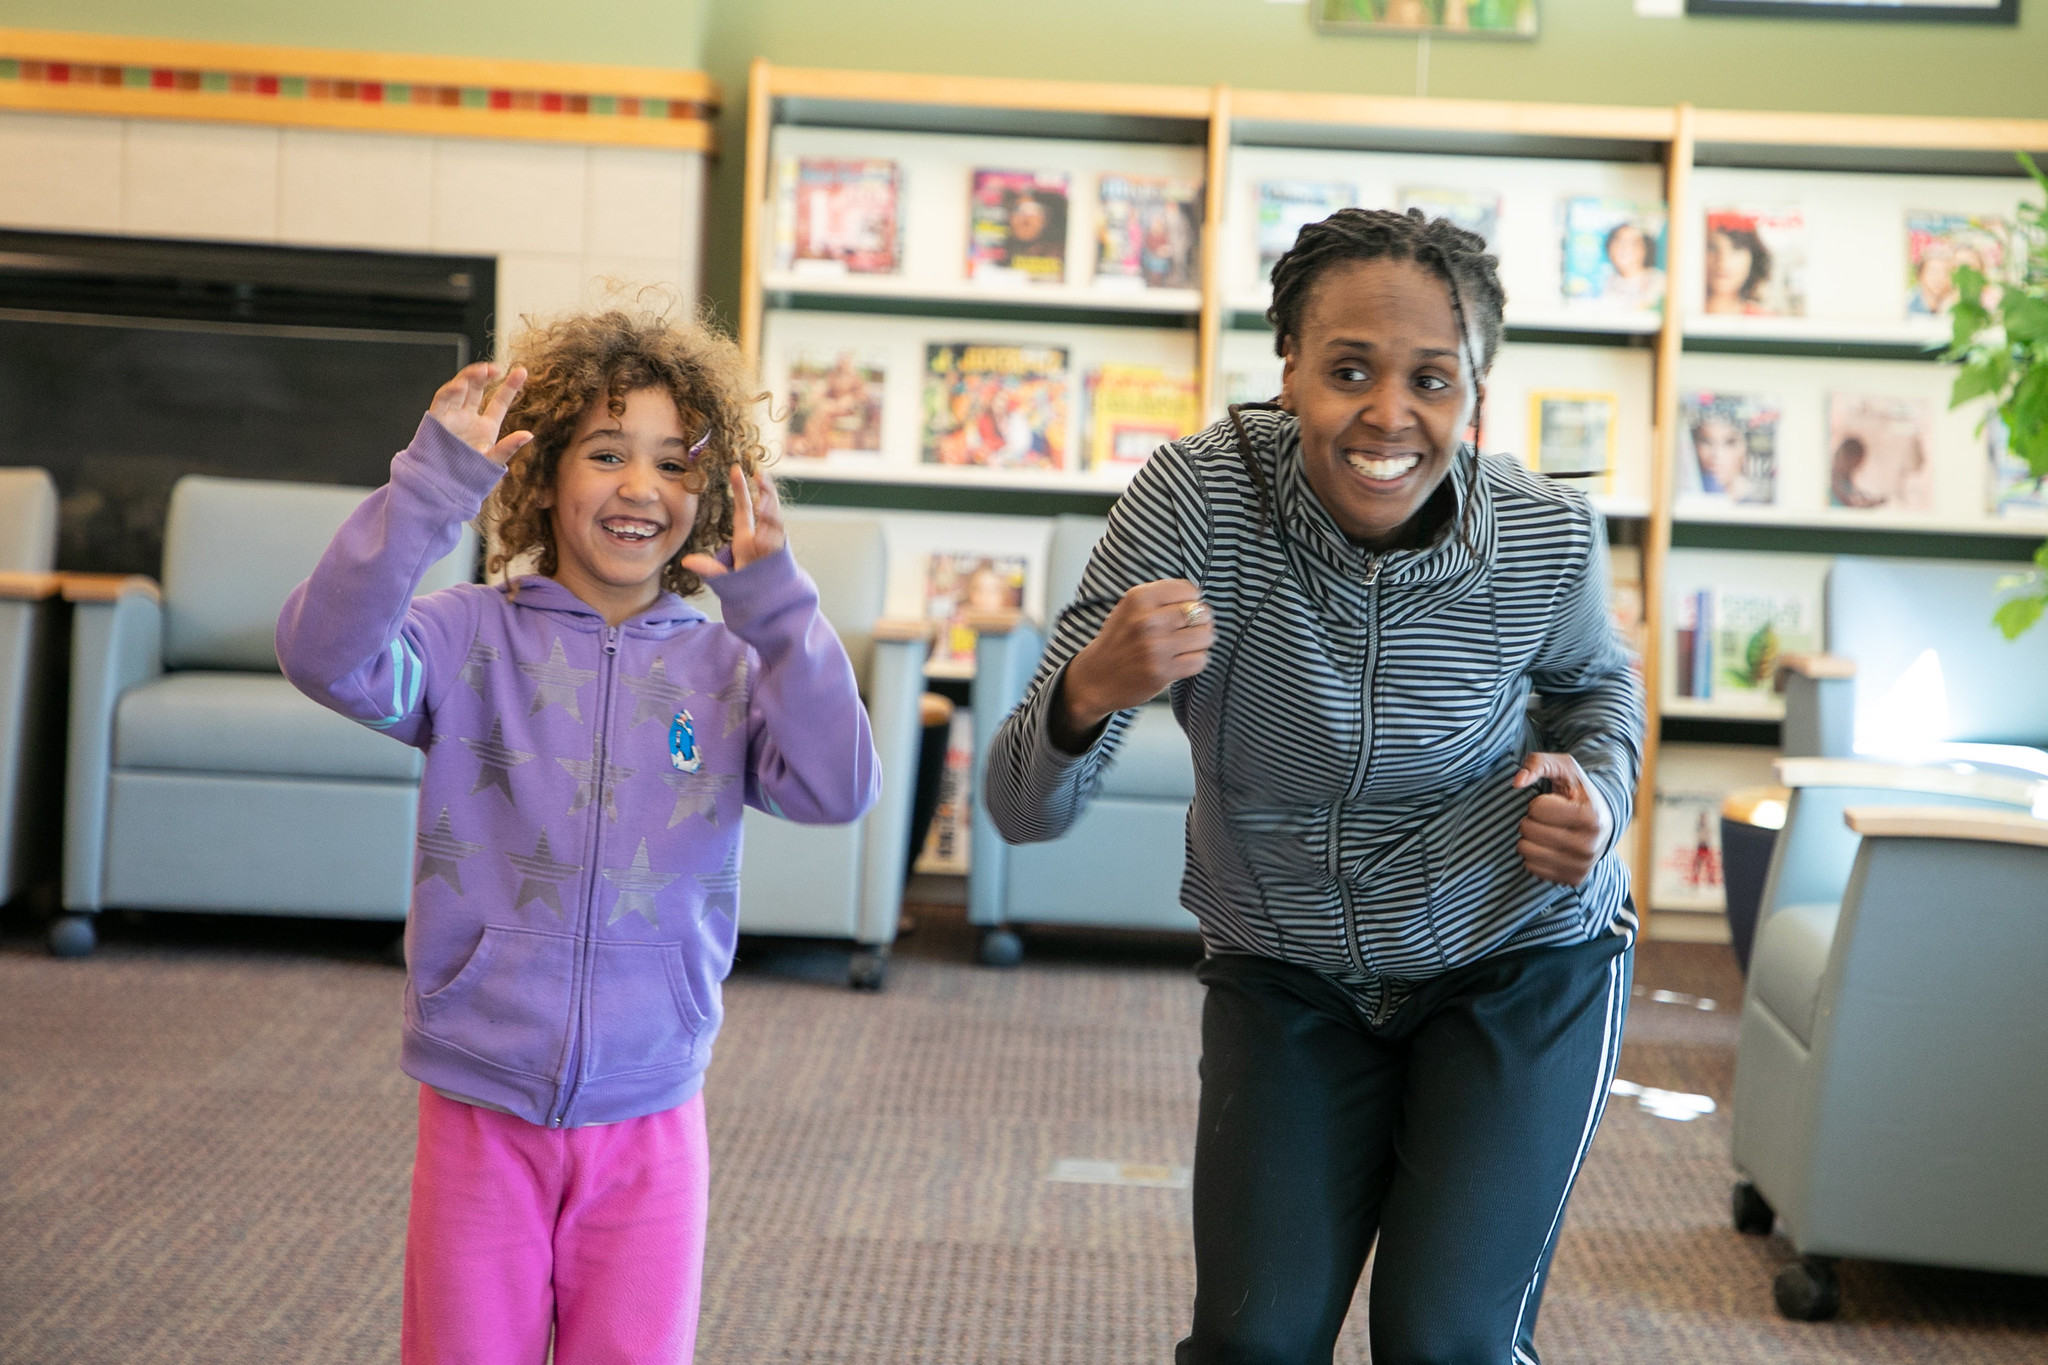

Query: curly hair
<box><xmin>482</xmin><ymin>302</ymin><xmax>769</xmax><ymax>599</ymax></box>
<box><xmin>1266</xmin><ymin>206</ymin><xmax>1507</xmax><ymax>379</ymax></box>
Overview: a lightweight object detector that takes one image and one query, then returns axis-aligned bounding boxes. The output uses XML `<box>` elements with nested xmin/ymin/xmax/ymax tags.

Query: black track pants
<box><xmin>1175</xmin><ymin>929</ymin><xmax>1633</xmax><ymax>1365</ymax></box>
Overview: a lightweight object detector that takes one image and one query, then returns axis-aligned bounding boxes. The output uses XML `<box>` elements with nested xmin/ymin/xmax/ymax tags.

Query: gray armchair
<box><xmin>54</xmin><ymin>475</ymin><xmax>474</xmax><ymax>955</ymax></box>
<box><xmin>966</xmin><ymin>514</ymin><xmax>1199</xmax><ymax>966</ymax></box>
<box><xmin>706</xmin><ymin>509</ymin><xmax>927</xmax><ymax>989</ymax></box>
<box><xmin>1729</xmin><ymin>756</ymin><xmax>2048</xmax><ymax>1319</ymax></box>
<box><xmin>0</xmin><ymin>468</ymin><xmax>61</xmax><ymax>909</ymax></box>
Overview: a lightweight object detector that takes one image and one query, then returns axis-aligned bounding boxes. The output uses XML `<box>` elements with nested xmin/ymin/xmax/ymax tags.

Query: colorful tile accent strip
<box><xmin>0</xmin><ymin>57</ymin><xmax>708</xmax><ymax>121</ymax></box>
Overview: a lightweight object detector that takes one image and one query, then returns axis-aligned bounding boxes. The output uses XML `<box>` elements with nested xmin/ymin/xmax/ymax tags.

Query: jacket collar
<box><xmin>499</xmin><ymin>575</ymin><xmax>709</xmax><ymax>631</ymax></box>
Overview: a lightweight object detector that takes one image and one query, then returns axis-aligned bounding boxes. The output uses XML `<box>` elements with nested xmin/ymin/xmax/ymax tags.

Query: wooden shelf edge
<box><xmin>1230</xmin><ymin>87</ymin><xmax>1678</xmax><ymax>143</ymax></box>
<box><xmin>759</xmin><ymin>63</ymin><xmax>1211</xmax><ymax>121</ymax></box>
<box><xmin>873</xmin><ymin>616</ymin><xmax>935</xmax><ymax>643</ymax></box>
<box><xmin>1692</xmin><ymin>106</ymin><xmax>2048</xmax><ymax>156</ymax></box>
<box><xmin>1845</xmin><ymin>804</ymin><xmax>2048</xmax><ymax>848</ymax></box>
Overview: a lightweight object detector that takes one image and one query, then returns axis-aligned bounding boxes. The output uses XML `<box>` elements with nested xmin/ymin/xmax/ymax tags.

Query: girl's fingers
<box><xmin>730</xmin><ymin>465</ymin><xmax>755</xmax><ymax>538</ymax></box>
<box><xmin>483</xmin><ymin>366</ymin><xmax>526</xmax><ymax>423</ymax></box>
<box><xmin>679</xmin><ymin>553</ymin><xmax>729</xmax><ymax>579</ymax></box>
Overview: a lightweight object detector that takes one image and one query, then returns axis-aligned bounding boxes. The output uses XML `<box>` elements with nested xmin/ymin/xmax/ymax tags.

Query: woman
<box><xmin>985</xmin><ymin>208</ymin><xmax>1643</xmax><ymax>1364</ymax></box>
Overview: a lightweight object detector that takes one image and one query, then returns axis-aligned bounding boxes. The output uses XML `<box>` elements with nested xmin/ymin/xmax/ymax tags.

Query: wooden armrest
<box><xmin>0</xmin><ymin>571</ymin><xmax>61</xmax><ymax>601</ymax></box>
<box><xmin>61</xmin><ymin>573</ymin><xmax>162</xmax><ymax>604</ymax></box>
<box><xmin>918</xmin><ymin>692</ymin><xmax>955</xmax><ymax>728</ymax></box>
<box><xmin>1721</xmin><ymin>784</ymin><xmax>1790</xmax><ymax>829</ymax></box>
<box><xmin>1776</xmin><ymin>652</ymin><xmax>1856</xmax><ymax>682</ymax></box>
<box><xmin>959</xmin><ymin>606</ymin><xmax>1034</xmax><ymax>636</ymax></box>
<box><xmin>872</xmin><ymin>616</ymin><xmax>933</xmax><ymax>643</ymax></box>
<box><xmin>1845</xmin><ymin>805</ymin><xmax>2048</xmax><ymax>848</ymax></box>
<box><xmin>1775</xmin><ymin>757</ymin><xmax>2043</xmax><ymax>808</ymax></box>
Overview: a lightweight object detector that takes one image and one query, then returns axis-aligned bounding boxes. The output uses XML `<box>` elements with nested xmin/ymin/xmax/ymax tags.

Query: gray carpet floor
<box><xmin>2</xmin><ymin>900</ymin><xmax>2044</xmax><ymax>1363</ymax></box>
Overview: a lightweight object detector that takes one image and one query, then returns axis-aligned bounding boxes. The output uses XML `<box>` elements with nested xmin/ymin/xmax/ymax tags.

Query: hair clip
<box><xmin>687</xmin><ymin>426</ymin><xmax>713</xmax><ymax>461</ymax></box>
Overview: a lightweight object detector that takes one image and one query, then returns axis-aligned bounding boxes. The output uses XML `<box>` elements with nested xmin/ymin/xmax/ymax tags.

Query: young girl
<box><xmin>277</xmin><ymin>308</ymin><xmax>878</xmax><ymax>1364</ymax></box>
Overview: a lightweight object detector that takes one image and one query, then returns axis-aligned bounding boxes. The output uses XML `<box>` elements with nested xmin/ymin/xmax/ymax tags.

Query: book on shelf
<box><xmin>775</xmin><ymin>157</ymin><xmax>902</xmax><ymax>276</ymax></box>
<box><xmin>1676</xmin><ymin>391</ymin><xmax>1778</xmax><ymax>507</ymax></box>
<box><xmin>915</xmin><ymin>706</ymin><xmax>975</xmax><ymax>876</ymax></box>
<box><xmin>1527</xmin><ymin>390</ymin><xmax>1616</xmax><ymax>485</ymax></box>
<box><xmin>1257</xmin><ymin>179</ymin><xmax>1355</xmax><ymax>279</ymax></box>
<box><xmin>924</xmin><ymin>553</ymin><xmax>1027</xmax><ymax>678</ymax></box>
<box><xmin>1702</xmin><ymin>206</ymin><xmax>1806</xmax><ymax>318</ymax></box>
<box><xmin>1987</xmin><ymin>413</ymin><xmax>2048</xmax><ymax>516</ymax></box>
<box><xmin>921</xmin><ymin>343</ymin><xmax>1070</xmax><ymax>470</ymax></box>
<box><xmin>1399</xmin><ymin>186</ymin><xmax>1500</xmax><ymax>250</ymax></box>
<box><xmin>1671</xmin><ymin>584</ymin><xmax>1821</xmax><ymax>705</ymax></box>
<box><xmin>968</xmin><ymin>168</ymin><xmax>1070</xmax><ymax>286</ymax></box>
<box><xmin>782</xmin><ymin>350</ymin><xmax>886</xmax><ymax>461</ymax></box>
<box><xmin>1650</xmin><ymin>787</ymin><xmax>1725</xmax><ymax>913</ymax></box>
<box><xmin>1826</xmin><ymin>392</ymin><xmax>1935</xmax><ymax>513</ymax></box>
<box><xmin>1609</xmin><ymin>543</ymin><xmax>1646</xmax><ymax>663</ymax></box>
<box><xmin>1095</xmin><ymin>174</ymin><xmax>1203</xmax><ymax>290</ymax></box>
<box><xmin>1085</xmin><ymin>364</ymin><xmax>1201</xmax><ymax>471</ymax></box>
<box><xmin>1561</xmin><ymin>198</ymin><xmax>1667</xmax><ymax>312</ymax></box>
<box><xmin>1906</xmin><ymin>210</ymin><xmax>2009</xmax><ymax>318</ymax></box>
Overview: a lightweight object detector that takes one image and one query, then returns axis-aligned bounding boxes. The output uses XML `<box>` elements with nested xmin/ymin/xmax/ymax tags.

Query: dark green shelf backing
<box><xmin>777</xmin><ymin>477</ymin><xmax>1120</xmax><ymax>519</ymax></box>
<box><xmin>1671</xmin><ymin>521</ymin><xmax>2044</xmax><ymax>562</ymax></box>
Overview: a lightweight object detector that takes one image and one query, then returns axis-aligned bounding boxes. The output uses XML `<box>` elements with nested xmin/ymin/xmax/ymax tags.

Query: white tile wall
<box><xmin>433</xmin><ymin>138</ymin><xmax>587</xmax><ymax>256</ymax></box>
<box><xmin>585</xmin><ymin>146</ymin><xmax>691</xmax><ymax>261</ymax></box>
<box><xmin>495</xmin><ymin>252</ymin><xmax>585</xmax><ymax>347</ymax></box>
<box><xmin>122</xmin><ymin>119</ymin><xmax>280</xmax><ymax>241</ymax></box>
<box><xmin>278</xmin><ymin>128</ymin><xmax>435</xmax><ymax>250</ymax></box>
<box><xmin>580</xmin><ymin>255</ymin><xmax>691</xmax><ymax>309</ymax></box>
<box><xmin>0</xmin><ymin>112</ymin><xmax>124</xmax><ymax>232</ymax></box>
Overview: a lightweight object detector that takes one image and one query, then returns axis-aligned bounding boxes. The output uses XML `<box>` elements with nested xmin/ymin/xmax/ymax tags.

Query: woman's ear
<box><xmin>1278</xmin><ymin>340</ymin><xmax>1298</xmax><ymax>414</ymax></box>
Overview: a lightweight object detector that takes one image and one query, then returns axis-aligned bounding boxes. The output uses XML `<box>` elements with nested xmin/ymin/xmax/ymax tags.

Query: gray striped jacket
<box><xmin>985</xmin><ymin>407</ymin><xmax>1644</xmax><ymax>1021</ymax></box>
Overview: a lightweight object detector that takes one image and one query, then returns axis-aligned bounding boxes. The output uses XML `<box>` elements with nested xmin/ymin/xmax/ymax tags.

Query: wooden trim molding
<box><xmin>1845</xmin><ymin>804</ymin><xmax>2048</xmax><ymax>848</ymax></box>
<box><xmin>757</xmin><ymin>64</ymin><xmax>1210</xmax><ymax>121</ymax></box>
<box><xmin>1230</xmin><ymin>88</ymin><xmax>1677</xmax><ymax>143</ymax></box>
<box><xmin>1776</xmin><ymin>756</ymin><xmax>2042</xmax><ymax>808</ymax></box>
<box><xmin>0</xmin><ymin>27</ymin><xmax>718</xmax><ymax>150</ymax></box>
<box><xmin>60</xmin><ymin>572</ymin><xmax>161</xmax><ymax>604</ymax></box>
<box><xmin>1777</xmin><ymin>652</ymin><xmax>1857</xmax><ymax>681</ymax></box>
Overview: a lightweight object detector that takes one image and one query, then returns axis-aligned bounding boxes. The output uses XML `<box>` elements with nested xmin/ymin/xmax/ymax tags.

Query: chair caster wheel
<box><xmin>48</xmin><ymin>913</ymin><xmax>96</xmax><ymax>958</ymax></box>
<box><xmin>1773</xmin><ymin>1255</ymin><xmax>1841</xmax><ymax>1321</ymax></box>
<box><xmin>1732</xmin><ymin>1179</ymin><xmax>1775</xmax><ymax>1235</ymax></box>
<box><xmin>978</xmin><ymin>928</ymin><xmax>1023</xmax><ymax>968</ymax></box>
<box><xmin>848</xmin><ymin>947</ymin><xmax>888</xmax><ymax>991</ymax></box>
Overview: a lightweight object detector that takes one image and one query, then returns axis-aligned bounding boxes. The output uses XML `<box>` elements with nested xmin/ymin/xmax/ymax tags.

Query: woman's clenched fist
<box><xmin>1051</xmin><ymin>579</ymin><xmax>1213</xmax><ymax>751</ymax></box>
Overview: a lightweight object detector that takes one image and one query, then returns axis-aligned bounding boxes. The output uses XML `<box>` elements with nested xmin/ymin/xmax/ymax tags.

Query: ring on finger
<box><xmin>1180</xmin><ymin>601</ymin><xmax>1211</xmax><ymax>629</ymax></box>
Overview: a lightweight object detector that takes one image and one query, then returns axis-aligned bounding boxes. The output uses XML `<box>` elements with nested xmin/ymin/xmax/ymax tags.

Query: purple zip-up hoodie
<box><xmin>278</xmin><ymin>415</ymin><xmax>880</xmax><ymax>1127</ymax></box>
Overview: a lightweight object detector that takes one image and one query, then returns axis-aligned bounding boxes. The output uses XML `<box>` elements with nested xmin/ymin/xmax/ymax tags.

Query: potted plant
<box><xmin>1944</xmin><ymin>153</ymin><xmax>2048</xmax><ymax>638</ymax></box>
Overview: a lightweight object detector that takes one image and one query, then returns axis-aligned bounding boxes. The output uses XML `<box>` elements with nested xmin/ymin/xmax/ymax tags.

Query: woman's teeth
<box><xmin>1345</xmin><ymin>451</ymin><xmax>1421</xmax><ymax>482</ymax></box>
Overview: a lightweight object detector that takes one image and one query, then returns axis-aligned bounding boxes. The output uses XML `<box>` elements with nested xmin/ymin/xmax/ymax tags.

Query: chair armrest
<box><xmin>1774</xmin><ymin>757</ymin><xmax>2043</xmax><ymax>809</ymax></box>
<box><xmin>61</xmin><ymin>573</ymin><xmax>163</xmax><ymax>605</ymax></box>
<box><xmin>0</xmin><ymin>571</ymin><xmax>61</xmax><ymax>601</ymax></box>
<box><xmin>1776</xmin><ymin>652</ymin><xmax>1856</xmax><ymax>682</ymax></box>
<box><xmin>63</xmin><ymin>588</ymin><xmax>165</xmax><ymax>911</ymax></box>
<box><xmin>855</xmin><ymin>632</ymin><xmax>931</xmax><ymax>947</ymax></box>
<box><xmin>959</xmin><ymin>607</ymin><xmax>1041</xmax><ymax>638</ymax></box>
<box><xmin>1777</xmin><ymin>656</ymin><xmax>1855</xmax><ymax>759</ymax></box>
<box><xmin>1845</xmin><ymin>805</ymin><xmax>2048</xmax><ymax>847</ymax></box>
<box><xmin>1722</xmin><ymin>784</ymin><xmax>1790</xmax><ymax>830</ymax></box>
<box><xmin>873</xmin><ymin>616</ymin><xmax>933</xmax><ymax>643</ymax></box>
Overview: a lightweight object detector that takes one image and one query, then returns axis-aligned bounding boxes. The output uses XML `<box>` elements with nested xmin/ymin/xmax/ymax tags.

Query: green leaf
<box><xmin>1951</xmin><ymin>301</ymin><xmax>1992</xmax><ymax>352</ymax></box>
<box><xmin>1950</xmin><ymin>355</ymin><xmax>2009</xmax><ymax>407</ymax></box>
<box><xmin>2033</xmin><ymin>539</ymin><xmax>2048</xmax><ymax>573</ymax></box>
<box><xmin>1954</xmin><ymin>262</ymin><xmax>1988</xmax><ymax>308</ymax></box>
<box><xmin>2020</xmin><ymin>150</ymin><xmax>2048</xmax><ymax>197</ymax></box>
<box><xmin>2002</xmin><ymin>293</ymin><xmax>2048</xmax><ymax>345</ymax></box>
<box><xmin>1994</xmin><ymin>592</ymin><xmax>2046</xmax><ymax>641</ymax></box>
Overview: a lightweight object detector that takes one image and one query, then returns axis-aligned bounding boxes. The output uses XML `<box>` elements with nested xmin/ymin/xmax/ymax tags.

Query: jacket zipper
<box><xmin>548</xmin><ymin>623</ymin><xmax>622</xmax><ymax>1128</ymax></box>
<box><xmin>1329</xmin><ymin>554</ymin><xmax>1383</xmax><ymax>1001</ymax></box>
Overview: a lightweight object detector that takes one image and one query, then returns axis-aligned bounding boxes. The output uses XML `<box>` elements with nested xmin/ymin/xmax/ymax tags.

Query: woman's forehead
<box><xmin>1298</xmin><ymin>257</ymin><xmax>1463</xmax><ymax>349</ymax></box>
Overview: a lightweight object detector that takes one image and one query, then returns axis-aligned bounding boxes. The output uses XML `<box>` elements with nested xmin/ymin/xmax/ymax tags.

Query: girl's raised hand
<box><xmin>427</xmin><ymin>362</ymin><xmax>532</xmax><ymax>466</ymax></box>
<box><xmin>681</xmin><ymin>468</ymin><xmax>786</xmax><ymax>580</ymax></box>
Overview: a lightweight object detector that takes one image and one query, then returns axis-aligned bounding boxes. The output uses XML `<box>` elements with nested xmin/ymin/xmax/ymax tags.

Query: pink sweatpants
<box><xmin>402</xmin><ymin>1085</ymin><xmax>710</xmax><ymax>1365</ymax></box>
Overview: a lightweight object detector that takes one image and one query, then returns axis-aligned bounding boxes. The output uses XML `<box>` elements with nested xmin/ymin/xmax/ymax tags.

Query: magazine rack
<box><xmin>736</xmin><ymin>61</ymin><xmax>2048</xmax><ymax>935</ymax></box>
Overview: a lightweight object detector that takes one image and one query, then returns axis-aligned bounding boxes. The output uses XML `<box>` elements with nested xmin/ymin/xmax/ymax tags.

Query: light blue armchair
<box><xmin>1729</xmin><ymin>756</ymin><xmax>2048</xmax><ymax>1319</ymax></box>
<box><xmin>966</xmin><ymin>514</ymin><xmax>1199</xmax><ymax>966</ymax></box>
<box><xmin>0</xmin><ymin>468</ymin><xmax>62</xmax><ymax>910</ymax></box>
<box><xmin>53</xmin><ymin>475</ymin><xmax>474</xmax><ymax>955</ymax></box>
<box><xmin>704</xmin><ymin>509</ymin><xmax>927</xmax><ymax>989</ymax></box>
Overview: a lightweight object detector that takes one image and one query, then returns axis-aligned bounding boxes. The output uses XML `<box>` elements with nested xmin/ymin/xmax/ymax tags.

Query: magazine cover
<box><xmin>1257</xmin><ymin>180</ymin><xmax>1355</xmax><ymax>279</ymax></box>
<box><xmin>1398</xmin><ymin>187</ymin><xmax>1501</xmax><ymax>249</ymax></box>
<box><xmin>922</xmin><ymin>343</ymin><xmax>1069</xmax><ymax>470</ymax></box>
<box><xmin>1905</xmin><ymin>210</ymin><xmax>2008</xmax><ymax>317</ymax></box>
<box><xmin>1826</xmin><ymin>393</ymin><xmax>1935</xmax><ymax>513</ymax></box>
<box><xmin>1561</xmin><ymin>198</ymin><xmax>1667</xmax><ymax>312</ymax></box>
<box><xmin>783</xmin><ymin>350</ymin><xmax>885</xmax><ymax>461</ymax></box>
<box><xmin>1988</xmin><ymin>412</ymin><xmax>2048</xmax><ymax>515</ymax></box>
<box><xmin>1086</xmin><ymin>364</ymin><xmax>1201</xmax><ymax>470</ymax></box>
<box><xmin>914</xmin><ymin>706</ymin><xmax>975</xmax><ymax>875</ymax></box>
<box><xmin>1096</xmin><ymin>174</ymin><xmax>1203</xmax><ymax>290</ymax></box>
<box><xmin>1677</xmin><ymin>391</ymin><xmax>1778</xmax><ymax>506</ymax></box>
<box><xmin>1703</xmin><ymin>206</ymin><xmax>1806</xmax><ymax>317</ymax></box>
<box><xmin>1671</xmin><ymin>584</ymin><xmax>1820</xmax><ymax>704</ymax></box>
<box><xmin>968</xmin><ymin>169</ymin><xmax>1070</xmax><ymax>285</ymax></box>
<box><xmin>1609</xmin><ymin>543</ymin><xmax>1647</xmax><ymax>664</ymax></box>
<box><xmin>1651</xmin><ymin>789</ymin><xmax>1725</xmax><ymax>913</ymax></box>
<box><xmin>924</xmin><ymin>553</ymin><xmax>1028</xmax><ymax>677</ymax></box>
<box><xmin>1527</xmin><ymin>390</ymin><xmax>1617</xmax><ymax>483</ymax></box>
<box><xmin>774</xmin><ymin>157</ymin><xmax>902</xmax><ymax>275</ymax></box>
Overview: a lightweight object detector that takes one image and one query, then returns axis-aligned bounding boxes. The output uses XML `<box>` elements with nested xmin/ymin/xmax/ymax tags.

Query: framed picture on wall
<box><xmin>1684</xmin><ymin>0</ymin><xmax>2015</xmax><ymax>24</ymax></box>
<box><xmin>1315</xmin><ymin>0</ymin><xmax>1538</xmax><ymax>39</ymax></box>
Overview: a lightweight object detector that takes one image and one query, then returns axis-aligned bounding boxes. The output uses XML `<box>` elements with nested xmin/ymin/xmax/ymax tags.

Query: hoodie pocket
<box><xmin>416</xmin><ymin>926</ymin><xmax>576</xmax><ymax>1080</ymax></box>
<box><xmin>582</xmin><ymin>940</ymin><xmax>709</xmax><ymax>1081</ymax></box>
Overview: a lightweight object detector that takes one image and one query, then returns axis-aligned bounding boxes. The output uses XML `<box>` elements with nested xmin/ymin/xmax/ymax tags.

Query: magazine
<box><xmin>1096</xmin><ymin>174</ymin><xmax>1203</xmax><ymax>290</ymax></box>
<box><xmin>1257</xmin><ymin>180</ymin><xmax>1355</xmax><ymax>279</ymax></box>
<box><xmin>1086</xmin><ymin>365</ymin><xmax>1201</xmax><ymax>470</ymax></box>
<box><xmin>1650</xmin><ymin>789</ymin><xmax>1725</xmax><ymax>912</ymax></box>
<box><xmin>1528</xmin><ymin>390</ymin><xmax>1616</xmax><ymax>482</ymax></box>
<box><xmin>1905</xmin><ymin>210</ymin><xmax>2009</xmax><ymax>317</ymax></box>
<box><xmin>783</xmin><ymin>350</ymin><xmax>885</xmax><ymax>461</ymax></box>
<box><xmin>921</xmin><ymin>343</ymin><xmax>1069</xmax><ymax>470</ymax></box>
<box><xmin>1676</xmin><ymin>391</ymin><xmax>1778</xmax><ymax>506</ymax></box>
<box><xmin>1702</xmin><ymin>206</ymin><xmax>1806</xmax><ymax>317</ymax></box>
<box><xmin>1672</xmin><ymin>585</ymin><xmax>1821</xmax><ymax>704</ymax></box>
<box><xmin>1609</xmin><ymin>543</ymin><xmax>1646</xmax><ymax>663</ymax></box>
<box><xmin>1398</xmin><ymin>186</ymin><xmax>1501</xmax><ymax>250</ymax></box>
<box><xmin>969</xmin><ymin>169</ymin><xmax>1070</xmax><ymax>286</ymax></box>
<box><xmin>774</xmin><ymin>157</ymin><xmax>901</xmax><ymax>275</ymax></box>
<box><xmin>915</xmin><ymin>706</ymin><xmax>975</xmax><ymax>875</ymax></box>
<box><xmin>1561</xmin><ymin>198</ymin><xmax>1667</xmax><ymax>312</ymax></box>
<box><xmin>1826</xmin><ymin>393</ymin><xmax>1935</xmax><ymax>513</ymax></box>
<box><xmin>924</xmin><ymin>553</ymin><xmax>1027</xmax><ymax>677</ymax></box>
<box><xmin>1988</xmin><ymin>412</ymin><xmax>2048</xmax><ymax>515</ymax></box>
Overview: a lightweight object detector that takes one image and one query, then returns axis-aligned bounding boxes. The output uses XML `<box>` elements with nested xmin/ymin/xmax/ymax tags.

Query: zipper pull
<box><xmin>604</xmin><ymin>627</ymin><xmax>619</xmax><ymax>657</ymax></box>
<box><xmin>1364</xmin><ymin>555</ymin><xmax>1382</xmax><ymax>587</ymax></box>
